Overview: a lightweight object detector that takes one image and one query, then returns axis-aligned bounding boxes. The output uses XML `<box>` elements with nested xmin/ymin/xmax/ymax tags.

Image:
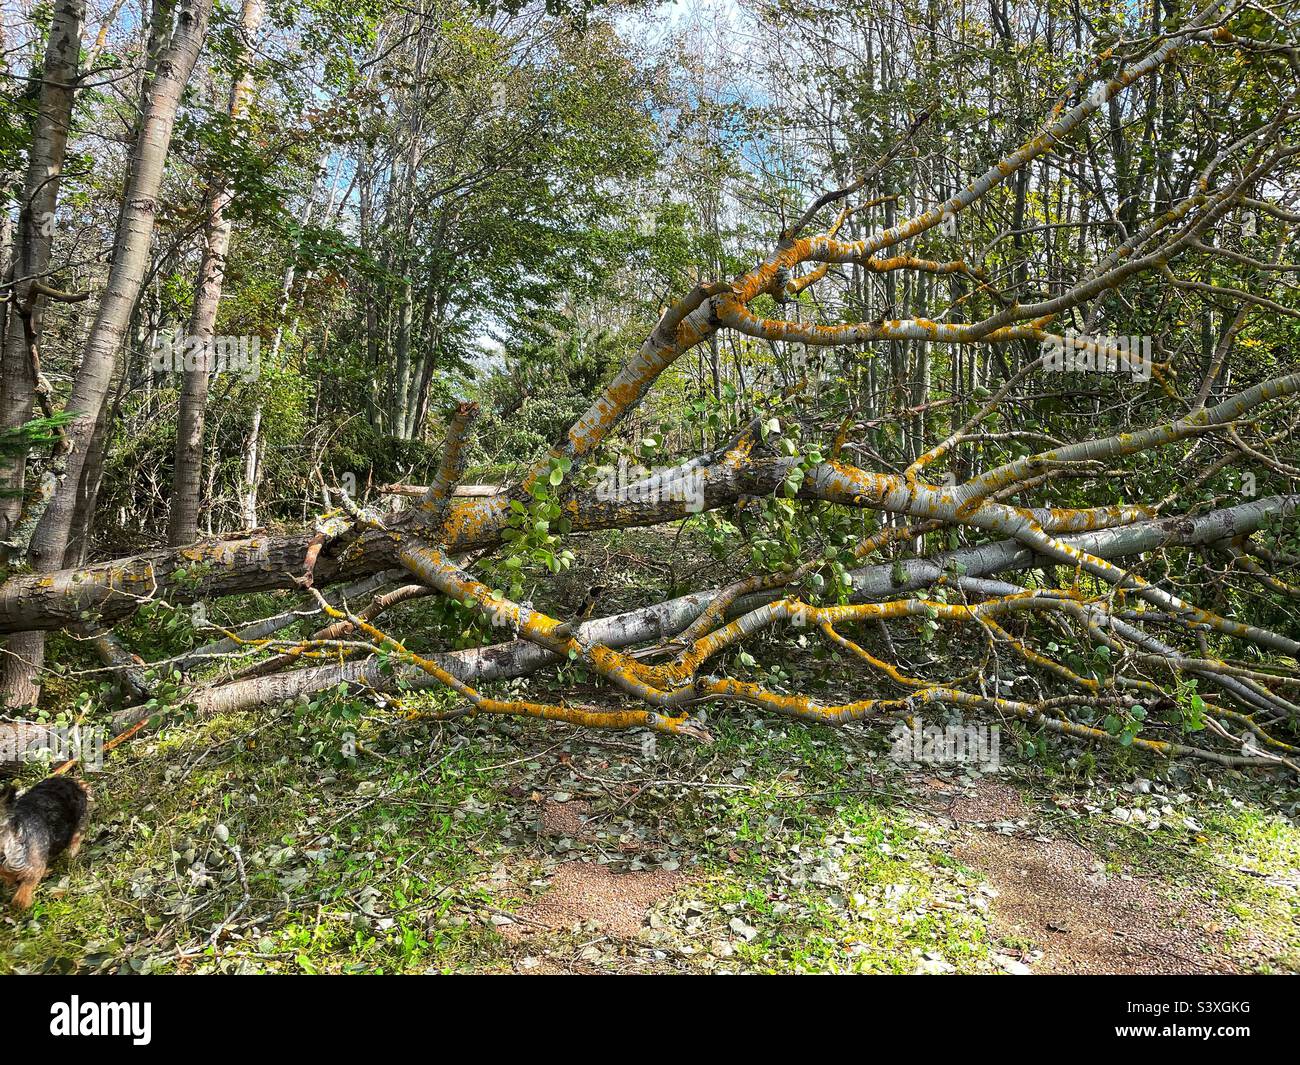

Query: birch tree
<box><xmin>168</xmin><ymin>0</ymin><xmax>265</xmax><ymax>545</ymax></box>
<box><xmin>1</xmin><ymin>0</ymin><xmax>214</xmax><ymax>706</ymax></box>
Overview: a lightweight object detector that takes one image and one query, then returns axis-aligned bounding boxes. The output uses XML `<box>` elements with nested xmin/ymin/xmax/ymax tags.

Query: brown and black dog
<box><xmin>0</xmin><ymin>776</ymin><xmax>89</xmax><ymax>909</ymax></box>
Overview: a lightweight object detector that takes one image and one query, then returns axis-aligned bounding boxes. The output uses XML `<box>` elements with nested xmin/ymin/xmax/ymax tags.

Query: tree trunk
<box><xmin>392</xmin><ymin>277</ymin><xmax>413</xmax><ymax>437</ymax></box>
<box><xmin>3</xmin><ymin>0</ymin><xmax>213</xmax><ymax>709</ymax></box>
<box><xmin>175</xmin><ymin>495</ymin><xmax>1297</xmax><ymax>721</ymax></box>
<box><xmin>169</xmin><ymin>0</ymin><xmax>264</xmax><ymax>545</ymax></box>
<box><xmin>0</xmin><ymin>0</ymin><xmax>85</xmax><ymax>710</ymax></box>
<box><xmin>0</xmin><ymin>0</ymin><xmax>85</xmax><ymax>537</ymax></box>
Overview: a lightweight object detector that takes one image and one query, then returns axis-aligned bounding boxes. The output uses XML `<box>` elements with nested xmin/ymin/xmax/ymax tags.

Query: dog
<box><xmin>0</xmin><ymin>776</ymin><xmax>89</xmax><ymax>910</ymax></box>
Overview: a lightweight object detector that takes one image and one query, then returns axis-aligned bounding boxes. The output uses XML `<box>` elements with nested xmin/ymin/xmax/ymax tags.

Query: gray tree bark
<box><xmin>0</xmin><ymin>0</ymin><xmax>85</xmax><ymax>710</ymax></box>
<box><xmin>165</xmin><ymin>495</ymin><xmax>1300</xmax><ymax>721</ymax></box>
<box><xmin>0</xmin><ymin>0</ymin><xmax>85</xmax><ymax>537</ymax></box>
<box><xmin>3</xmin><ymin>0</ymin><xmax>213</xmax><ymax>708</ymax></box>
<box><xmin>169</xmin><ymin>0</ymin><xmax>265</xmax><ymax>545</ymax></box>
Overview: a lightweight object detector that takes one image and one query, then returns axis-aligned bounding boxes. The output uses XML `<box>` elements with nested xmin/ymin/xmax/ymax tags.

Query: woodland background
<box><xmin>0</xmin><ymin>0</ymin><xmax>1297</xmax><ymax>974</ymax></box>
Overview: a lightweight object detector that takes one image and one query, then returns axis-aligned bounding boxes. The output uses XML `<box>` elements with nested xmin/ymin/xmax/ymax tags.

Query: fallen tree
<box><xmin>171</xmin><ymin>495</ymin><xmax>1297</xmax><ymax>721</ymax></box>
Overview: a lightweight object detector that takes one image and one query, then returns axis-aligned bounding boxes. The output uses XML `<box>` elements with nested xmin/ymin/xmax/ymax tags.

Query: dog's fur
<box><xmin>0</xmin><ymin>776</ymin><xmax>89</xmax><ymax>909</ymax></box>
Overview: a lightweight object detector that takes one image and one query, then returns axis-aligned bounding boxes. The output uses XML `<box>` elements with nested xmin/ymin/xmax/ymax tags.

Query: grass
<box><xmin>5</xmin><ymin>680</ymin><xmax>1296</xmax><ymax>975</ymax></box>
<box><xmin>1</xmin><ymin>700</ymin><xmax>512</xmax><ymax>974</ymax></box>
<box><xmin>1074</xmin><ymin>795</ymin><xmax>1300</xmax><ymax>974</ymax></box>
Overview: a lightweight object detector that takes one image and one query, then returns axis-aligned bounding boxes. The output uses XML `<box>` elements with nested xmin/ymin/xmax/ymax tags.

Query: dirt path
<box><xmin>936</xmin><ymin>779</ymin><xmax>1242</xmax><ymax>974</ymax></box>
<box><xmin>510</xmin><ymin>861</ymin><xmax>685</xmax><ymax>938</ymax></box>
<box><xmin>957</xmin><ymin>832</ymin><xmax>1240</xmax><ymax>974</ymax></box>
<box><xmin>504</xmin><ymin>779</ymin><xmax>1258</xmax><ymax>975</ymax></box>
<box><xmin>490</xmin><ymin>796</ymin><xmax>689</xmax><ymax>973</ymax></box>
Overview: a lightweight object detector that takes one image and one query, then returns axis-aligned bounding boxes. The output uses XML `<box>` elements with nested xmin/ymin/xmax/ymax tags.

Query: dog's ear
<box><xmin>0</xmin><ymin>783</ymin><xmax>15</xmax><ymax>813</ymax></box>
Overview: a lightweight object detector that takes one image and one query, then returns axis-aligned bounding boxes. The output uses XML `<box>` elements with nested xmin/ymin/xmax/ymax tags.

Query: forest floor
<box><xmin>1</xmin><ymin>702</ymin><xmax>1298</xmax><ymax>974</ymax></box>
<box><xmin>1</xmin><ymin>526</ymin><xmax>1298</xmax><ymax>974</ymax></box>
